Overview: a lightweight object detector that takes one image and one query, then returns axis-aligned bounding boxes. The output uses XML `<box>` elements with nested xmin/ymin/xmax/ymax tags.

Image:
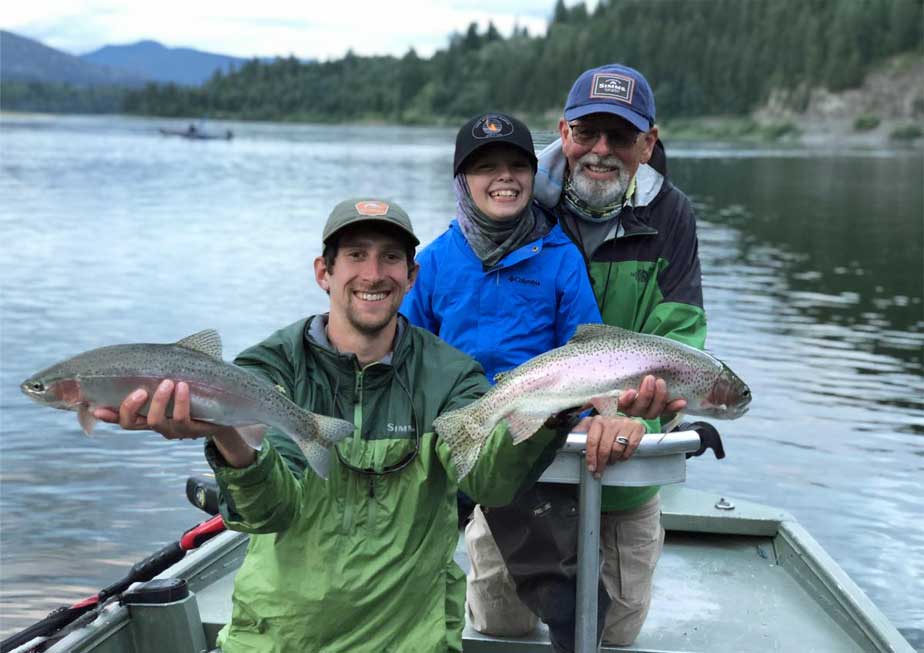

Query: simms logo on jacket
<box><xmin>387</xmin><ymin>423</ymin><xmax>416</xmax><ymax>434</ymax></box>
<box><xmin>591</xmin><ymin>73</ymin><xmax>634</xmax><ymax>104</ymax></box>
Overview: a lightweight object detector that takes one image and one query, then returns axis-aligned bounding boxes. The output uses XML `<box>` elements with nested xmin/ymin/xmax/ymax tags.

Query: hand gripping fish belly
<box><xmin>20</xmin><ymin>330</ymin><xmax>354</xmax><ymax>479</ymax></box>
<box><xmin>433</xmin><ymin>324</ymin><xmax>752</xmax><ymax>479</ymax></box>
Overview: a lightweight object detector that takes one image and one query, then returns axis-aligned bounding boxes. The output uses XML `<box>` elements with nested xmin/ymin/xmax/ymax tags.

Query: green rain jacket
<box><xmin>536</xmin><ymin>140</ymin><xmax>708</xmax><ymax>512</ymax></box>
<box><xmin>207</xmin><ymin>315</ymin><xmax>561</xmax><ymax>653</ymax></box>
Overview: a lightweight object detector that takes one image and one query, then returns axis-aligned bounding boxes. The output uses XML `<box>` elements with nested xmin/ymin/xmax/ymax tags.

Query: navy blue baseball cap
<box><xmin>564</xmin><ymin>64</ymin><xmax>655</xmax><ymax>132</ymax></box>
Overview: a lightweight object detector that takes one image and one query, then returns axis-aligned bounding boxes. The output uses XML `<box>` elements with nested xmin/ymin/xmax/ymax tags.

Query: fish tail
<box><xmin>503</xmin><ymin>410</ymin><xmax>550</xmax><ymax>444</ymax></box>
<box><xmin>433</xmin><ymin>404</ymin><xmax>486</xmax><ymax>481</ymax></box>
<box><xmin>282</xmin><ymin>409</ymin><xmax>355</xmax><ymax>480</ymax></box>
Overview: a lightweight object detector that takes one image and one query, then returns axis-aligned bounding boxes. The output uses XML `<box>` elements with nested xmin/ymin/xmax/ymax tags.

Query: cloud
<box><xmin>0</xmin><ymin>0</ymin><xmax>596</xmax><ymax>60</ymax></box>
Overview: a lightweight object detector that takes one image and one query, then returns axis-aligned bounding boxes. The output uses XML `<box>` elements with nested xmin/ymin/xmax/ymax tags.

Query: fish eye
<box><xmin>742</xmin><ymin>388</ymin><xmax>751</xmax><ymax>397</ymax></box>
<box><xmin>29</xmin><ymin>382</ymin><xmax>45</xmax><ymax>392</ymax></box>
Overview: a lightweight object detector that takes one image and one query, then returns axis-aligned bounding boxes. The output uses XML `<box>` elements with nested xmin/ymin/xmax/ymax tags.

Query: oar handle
<box><xmin>181</xmin><ymin>514</ymin><xmax>225</xmax><ymax>550</ymax></box>
<box><xmin>98</xmin><ymin>542</ymin><xmax>185</xmax><ymax>602</ymax></box>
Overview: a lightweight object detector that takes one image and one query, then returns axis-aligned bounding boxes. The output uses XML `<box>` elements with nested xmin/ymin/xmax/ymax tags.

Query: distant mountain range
<box><xmin>0</xmin><ymin>30</ymin><xmax>146</xmax><ymax>87</ymax></box>
<box><xmin>81</xmin><ymin>40</ymin><xmax>247</xmax><ymax>86</ymax></box>
<box><xmin>0</xmin><ymin>30</ymin><xmax>249</xmax><ymax>87</ymax></box>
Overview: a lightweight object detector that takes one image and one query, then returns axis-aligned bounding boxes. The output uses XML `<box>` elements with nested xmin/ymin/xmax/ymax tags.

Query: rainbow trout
<box><xmin>20</xmin><ymin>329</ymin><xmax>354</xmax><ymax>479</ymax></box>
<box><xmin>434</xmin><ymin>324</ymin><xmax>751</xmax><ymax>479</ymax></box>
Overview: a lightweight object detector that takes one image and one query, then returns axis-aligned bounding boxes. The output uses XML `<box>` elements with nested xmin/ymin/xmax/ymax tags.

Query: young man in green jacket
<box><xmin>94</xmin><ymin>197</ymin><xmax>635</xmax><ymax>653</ymax></box>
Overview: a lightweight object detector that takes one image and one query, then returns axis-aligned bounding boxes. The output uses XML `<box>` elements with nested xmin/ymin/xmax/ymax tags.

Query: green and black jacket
<box><xmin>206</xmin><ymin>315</ymin><xmax>561</xmax><ymax>653</ymax></box>
<box><xmin>536</xmin><ymin>140</ymin><xmax>708</xmax><ymax>511</ymax></box>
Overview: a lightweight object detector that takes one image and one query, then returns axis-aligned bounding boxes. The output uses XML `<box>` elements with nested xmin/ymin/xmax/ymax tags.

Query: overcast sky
<box><xmin>2</xmin><ymin>0</ymin><xmax>598</xmax><ymax>60</ymax></box>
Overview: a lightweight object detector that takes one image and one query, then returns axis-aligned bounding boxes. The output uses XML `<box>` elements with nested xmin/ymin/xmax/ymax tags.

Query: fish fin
<box><xmin>236</xmin><ymin>424</ymin><xmax>267</xmax><ymax>449</ymax></box>
<box><xmin>661</xmin><ymin>412</ymin><xmax>684</xmax><ymax>433</ymax></box>
<box><xmin>298</xmin><ymin>438</ymin><xmax>334</xmax><ymax>480</ymax></box>
<box><xmin>433</xmin><ymin>405</ymin><xmax>487</xmax><ymax>481</ymax></box>
<box><xmin>78</xmin><ymin>405</ymin><xmax>97</xmax><ymax>435</ymax></box>
<box><xmin>176</xmin><ymin>329</ymin><xmax>223</xmax><ymax>360</ymax></box>
<box><xmin>280</xmin><ymin>410</ymin><xmax>354</xmax><ymax>480</ymax></box>
<box><xmin>503</xmin><ymin>410</ymin><xmax>549</xmax><ymax>444</ymax></box>
<box><xmin>569</xmin><ymin>323</ymin><xmax>630</xmax><ymax>344</ymax></box>
<box><xmin>590</xmin><ymin>392</ymin><xmax>624</xmax><ymax>417</ymax></box>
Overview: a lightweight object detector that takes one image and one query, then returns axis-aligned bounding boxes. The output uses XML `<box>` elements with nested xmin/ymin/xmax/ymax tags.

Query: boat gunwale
<box><xmin>659</xmin><ymin>486</ymin><xmax>914</xmax><ymax>653</ymax></box>
<box><xmin>774</xmin><ymin>520</ymin><xmax>914</xmax><ymax>653</ymax></box>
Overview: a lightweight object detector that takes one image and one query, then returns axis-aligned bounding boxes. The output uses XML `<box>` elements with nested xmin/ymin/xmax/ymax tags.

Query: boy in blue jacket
<box><xmin>403</xmin><ymin>113</ymin><xmax>643</xmax><ymax>642</ymax></box>
<box><xmin>401</xmin><ymin>112</ymin><xmax>601</xmax><ymax>383</ymax></box>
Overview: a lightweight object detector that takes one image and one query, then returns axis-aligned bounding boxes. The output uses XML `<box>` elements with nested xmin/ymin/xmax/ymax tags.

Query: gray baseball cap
<box><xmin>322</xmin><ymin>198</ymin><xmax>419</xmax><ymax>246</ymax></box>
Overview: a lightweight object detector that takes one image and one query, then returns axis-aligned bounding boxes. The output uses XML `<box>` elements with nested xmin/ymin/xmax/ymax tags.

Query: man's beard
<box><xmin>570</xmin><ymin>153</ymin><xmax>631</xmax><ymax>207</ymax></box>
<box><xmin>346</xmin><ymin>310</ymin><xmax>394</xmax><ymax>336</ymax></box>
<box><xmin>344</xmin><ymin>289</ymin><xmax>400</xmax><ymax>336</ymax></box>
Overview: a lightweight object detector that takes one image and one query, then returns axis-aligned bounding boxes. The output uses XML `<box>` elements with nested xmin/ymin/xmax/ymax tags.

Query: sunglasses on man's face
<box><xmin>568</xmin><ymin>123</ymin><xmax>641</xmax><ymax>149</ymax></box>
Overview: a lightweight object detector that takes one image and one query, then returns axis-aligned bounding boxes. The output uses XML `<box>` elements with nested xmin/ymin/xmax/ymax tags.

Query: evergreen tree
<box><xmin>115</xmin><ymin>0</ymin><xmax>923</xmax><ymax>123</ymax></box>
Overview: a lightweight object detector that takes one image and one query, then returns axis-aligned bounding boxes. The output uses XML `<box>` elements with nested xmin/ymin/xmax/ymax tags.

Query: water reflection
<box><xmin>675</xmin><ymin>154</ymin><xmax>923</xmax><ymax>360</ymax></box>
<box><xmin>0</xmin><ymin>116</ymin><xmax>921</xmax><ymax>645</ymax></box>
<box><xmin>668</xmin><ymin>150</ymin><xmax>923</xmax><ymax>646</ymax></box>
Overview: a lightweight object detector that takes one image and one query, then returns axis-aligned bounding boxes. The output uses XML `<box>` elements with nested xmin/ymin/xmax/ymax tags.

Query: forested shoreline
<box><xmin>4</xmin><ymin>0</ymin><xmax>922</xmax><ymax>126</ymax></box>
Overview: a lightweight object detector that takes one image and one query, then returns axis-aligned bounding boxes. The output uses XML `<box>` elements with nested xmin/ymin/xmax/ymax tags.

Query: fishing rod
<box><xmin>2</xmin><ymin>479</ymin><xmax>224</xmax><ymax>653</ymax></box>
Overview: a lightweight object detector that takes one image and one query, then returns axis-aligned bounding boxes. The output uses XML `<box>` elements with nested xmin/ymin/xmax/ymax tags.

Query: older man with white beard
<box><xmin>540</xmin><ymin>63</ymin><xmax>705</xmax><ymax>354</ymax></box>
<box><xmin>472</xmin><ymin>64</ymin><xmax>707</xmax><ymax>652</ymax></box>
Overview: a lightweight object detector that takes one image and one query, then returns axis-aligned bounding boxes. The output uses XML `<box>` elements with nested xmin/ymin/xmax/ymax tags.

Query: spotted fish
<box><xmin>433</xmin><ymin>323</ymin><xmax>751</xmax><ymax>479</ymax></box>
<box><xmin>20</xmin><ymin>329</ymin><xmax>354</xmax><ymax>479</ymax></box>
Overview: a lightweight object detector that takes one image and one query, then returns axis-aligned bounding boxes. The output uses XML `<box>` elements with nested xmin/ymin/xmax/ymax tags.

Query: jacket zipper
<box><xmin>354</xmin><ymin>369</ymin><xmax>376</xmax><ymax>499</ymax></box>
<box><xmin>341</xmin><ymin>369</ymin><xmax>365</xmax><ymax>533</ymax></box>
<box><xmin>352</xmin><ymin>369</ymin><xmax>379</xmax><ymax>533</ymax></box>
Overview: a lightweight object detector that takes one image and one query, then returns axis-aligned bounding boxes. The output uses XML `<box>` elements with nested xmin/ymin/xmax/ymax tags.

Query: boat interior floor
<box><xmin>455</xmin><ymin>530</ymin><xmax>867</xmax><ymax>652</ymax></box>
<box><xmin>189</xmin><ymin>527</ymin><xmax>868</xmax><ymax>653</ymax></box>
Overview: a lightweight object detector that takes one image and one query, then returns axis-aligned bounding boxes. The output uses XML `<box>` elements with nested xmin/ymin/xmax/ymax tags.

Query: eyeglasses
<box><xmin>568</xmin><ymin>122</ymin><xmax>641</xmax><ymax>149</ymax></box>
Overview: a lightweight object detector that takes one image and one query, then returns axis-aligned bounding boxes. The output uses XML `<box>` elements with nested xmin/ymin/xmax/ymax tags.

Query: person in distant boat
<box><xmin>186</xmin><ymin>124</ymin><xmax>197</xmax><ymax>136</ymax></box>
<box><xmin>401</xmin><ymin>112</ymin><xmax>650</xmax><ymax>645</ymax></box>
<box><xmin>93</xmin><ymin>198</ymin><xmax>578</xmax><ymax>653</ymax></box>
<box><xmin>467</xmin><ymin>64</ymin><xmax>707</xmax><ymax>651</ymax></box>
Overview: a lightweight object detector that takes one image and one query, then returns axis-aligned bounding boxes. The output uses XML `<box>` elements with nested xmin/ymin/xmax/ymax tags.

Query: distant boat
<box><xmin>158</xmin><ymin>124</ymin><xmax>233</xmax><ymax>141</ymax></box>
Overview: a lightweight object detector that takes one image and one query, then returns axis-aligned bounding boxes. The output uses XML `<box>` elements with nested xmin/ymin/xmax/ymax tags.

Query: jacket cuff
<box><xmin>206</xmin><ymin>439</ymin><xmax>277</xmax><ymax>489</ymax></box>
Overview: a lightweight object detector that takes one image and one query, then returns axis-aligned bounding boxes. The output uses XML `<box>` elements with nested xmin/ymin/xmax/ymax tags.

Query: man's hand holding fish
<box><xmin>572</xmin><ymin>376</ymin><xmax>689</xmax><ymax>478</ymax></box>
<box><xmin>93</xmin><ymin>379</ymin><xmax>257</xmax><ymax>468</ymax></box>
<box><xmin>577</xmin><ymin>413</ymin><xmax>647</xmax><ymax>478</ymax></box>
<box><xmin>616</xmin><ymin>374</ymin><xmax>687</xmax><ymax>421</ymax></box>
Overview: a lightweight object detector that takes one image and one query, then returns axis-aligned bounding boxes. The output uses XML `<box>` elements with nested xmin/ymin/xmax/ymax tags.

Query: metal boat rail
<box><xmin>538</xmin><ymin>429</ymin><xmax>715</xmax><ymax>653</ymax></box>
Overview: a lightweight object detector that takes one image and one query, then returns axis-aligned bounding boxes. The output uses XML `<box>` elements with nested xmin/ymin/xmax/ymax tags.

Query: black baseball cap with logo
<box><xmin>453</xmin><ymin>112</ymin><xmax>538</xmax><ymax>176</ymax></box>
<box><xmin>322</xmin><ymin>198</ymin><xmax>419</xmax><ymax>247</ymax></box>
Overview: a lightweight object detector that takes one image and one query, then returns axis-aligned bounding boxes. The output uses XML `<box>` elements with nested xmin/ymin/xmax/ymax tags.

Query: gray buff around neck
<box><xmin>453</xmin><ymin>174</ymin><xmax>550</xmax><ymax>270</ymax></box>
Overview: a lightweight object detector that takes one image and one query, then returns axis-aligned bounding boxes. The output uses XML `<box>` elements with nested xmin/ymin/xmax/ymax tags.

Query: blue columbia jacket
<box><xmin>401</xmin><ymin>215</ymin><xmax>602</xmax><ymax>383</ymax></box>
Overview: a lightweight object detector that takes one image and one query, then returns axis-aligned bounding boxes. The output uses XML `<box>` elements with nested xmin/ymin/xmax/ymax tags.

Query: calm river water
<box><xmin>1</xmin><ymin>114</ymin><xmax>921</xmax><ymax>647</ymax></box>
